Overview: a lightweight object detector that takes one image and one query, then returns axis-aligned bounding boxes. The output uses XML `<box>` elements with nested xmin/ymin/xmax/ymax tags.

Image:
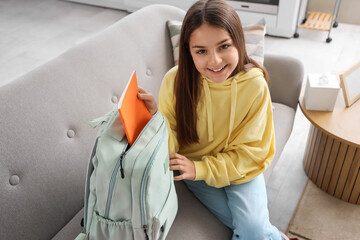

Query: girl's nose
<box><xmin>208</xmin><ymin>52</ymin><xmax>221</xmax><ymax>66</ymax></box>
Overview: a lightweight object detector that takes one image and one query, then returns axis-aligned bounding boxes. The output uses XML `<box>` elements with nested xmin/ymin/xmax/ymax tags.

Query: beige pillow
<box><xmin>167</xmin><ymin>19</ymin><xmax>266</xmax><ymax>66</ymax></box>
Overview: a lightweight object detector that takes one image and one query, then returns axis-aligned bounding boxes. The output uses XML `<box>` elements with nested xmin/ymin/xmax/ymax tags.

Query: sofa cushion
<box><xmin>167</xmin><ymin>19</ymin><xmax>266</xmax><ymax>66</ymax></box>
<box><xmin>52</xmin><ymin>209</ymin><xmax>83</xmax><ymax>240</ymax></box>
<box><xmin>263</xmin><ymin>102</ymin><xmax>296</xmax><ymax>181</ymax></box>
<box><xmin>168</xmin><ymin>181</ymin><xmax>232</xmax><ymax>239</ymax></box>
<box><xmin>264</xmin><ymin>54</ymin><xmax>304</xmax><ymax>110</ymax></box>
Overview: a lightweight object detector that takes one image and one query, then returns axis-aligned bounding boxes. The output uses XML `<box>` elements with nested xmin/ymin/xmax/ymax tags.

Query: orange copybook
<box><xmin>118</xmin><ymin>71</ymin><xmax>152</xmax><ymax>145</ymax></box>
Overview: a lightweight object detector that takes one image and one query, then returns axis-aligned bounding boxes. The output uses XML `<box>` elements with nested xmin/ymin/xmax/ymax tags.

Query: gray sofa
<box><xmin>0</xmin><ymin>4</ymin><xmax>303</xmax><ymax>240</ymax></box>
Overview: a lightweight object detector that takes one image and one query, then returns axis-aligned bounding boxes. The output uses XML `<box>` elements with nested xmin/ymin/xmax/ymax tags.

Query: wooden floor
<box><xmin>1</xmin><ymin>0</ymin><xmax>360</xmax><ymax>235</ymax></box>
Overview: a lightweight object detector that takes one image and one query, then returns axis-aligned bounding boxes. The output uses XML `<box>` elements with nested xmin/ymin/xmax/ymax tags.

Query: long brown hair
<box><xmin>175</xmin><ymin>0</ymin><xmax>268</xmax><ymax>147</ymax></box>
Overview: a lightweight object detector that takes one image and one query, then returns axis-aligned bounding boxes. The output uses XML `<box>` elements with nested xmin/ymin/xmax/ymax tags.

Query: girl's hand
<box><xmin>169</xmin><ymin>153</ymin><xmax>196</xmax><ymax>181</ymax></box>
<box><xmin>138</xmin><ymin>87</ymin><xmax>158</xmax><ymax>116</ymax></box>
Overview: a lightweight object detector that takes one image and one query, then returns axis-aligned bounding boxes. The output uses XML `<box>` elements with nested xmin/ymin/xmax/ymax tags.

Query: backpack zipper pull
<box><xmin>143</xmin><ymin>225</ymin><xmax>149</xmax><ymax>240</ymax></box>
<box><xmin>120</xmin><ymin>151</ymin><xmax>126</xmax><ymax>178</ymax></box>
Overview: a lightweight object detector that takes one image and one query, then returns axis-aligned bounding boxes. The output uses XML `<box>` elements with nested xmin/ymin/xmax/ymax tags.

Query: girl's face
<box><xmin>189</xmin><ymin>23</ymin><xmax>239</xmax><ymax>83</ymax></box>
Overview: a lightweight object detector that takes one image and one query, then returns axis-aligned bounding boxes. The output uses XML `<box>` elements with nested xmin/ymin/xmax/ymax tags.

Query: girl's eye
<box><xmin>196</xmin><ymin>49</ymin><xmax>206</xmax><ymax>55</ymax></box>
<box><xmin>220</xmin><ymin>44</ymin><xmax>230</xmax><ymax>50</ymax></box>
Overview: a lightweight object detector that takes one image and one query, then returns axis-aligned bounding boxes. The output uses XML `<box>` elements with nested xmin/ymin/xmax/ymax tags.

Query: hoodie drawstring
<box><xmin>225</xmin><ymin>79</ymin><xmax>237</xmax><ymax>149</ymax></box>
<box><xmin>203</xmin><ymin>80</ymin><xmax>214</xmax><ymax>142</ymax></box>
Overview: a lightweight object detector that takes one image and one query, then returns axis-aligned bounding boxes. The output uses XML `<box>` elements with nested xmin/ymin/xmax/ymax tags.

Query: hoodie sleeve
<box><xmin>158</xmin><ymin>67</ymin><xmax>179</xmax><ymax>154</ymax></box>
<box><xmin>193</xmin><ymin>77</ymin><xmax>275</xmax><ymax>188</ymax></box>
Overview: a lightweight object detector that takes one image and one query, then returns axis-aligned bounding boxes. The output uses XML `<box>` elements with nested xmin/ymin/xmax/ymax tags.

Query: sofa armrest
<box><xmin>264</xmin><ymin>54</ymin><xmax>304</xmax><ymax>110</ymax></box>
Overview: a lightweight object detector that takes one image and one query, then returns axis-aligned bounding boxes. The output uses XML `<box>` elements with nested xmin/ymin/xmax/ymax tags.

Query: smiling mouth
<box><xmin>209</xmin><ymin>65</ymin><xmax>227</xmax><ymax>73</ymax></box>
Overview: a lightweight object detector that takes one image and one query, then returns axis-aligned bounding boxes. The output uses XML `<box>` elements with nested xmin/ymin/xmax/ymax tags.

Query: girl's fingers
<box><xmin>138</xmin><ymin>88</ymin><xmax>151</xmax><ymax>100</ymax></box>
<box><xmin>174</xmin><ymin>175</ymin><xmax>185</xmax><ymax>181</ymax></box>
<box><xmin>169</xmin><ymin>153</ymin><xmax>179</xmax><ymax>158</ymax></box>
<box><xmin>169</xmin><ymin>159</ymin><xmax>188</xmax><ymax>168</ymax></box>
<box><xmin>174</xmin><ymin>172</ymin><xmax>193</xmax><ymax>181</ymax></box>
<box><xmin>138</xmin><ymin>94</ymin><xmax>151</xmax><ymax>101</ymax></box>
<box><xmin>169</xmin><ymin>164</ymin><xmax>183</xmax><ymax>171</ymax></box>
<box><xmin>137</xmin><ymin>92</ymin><xmax>151</xmax><ymax>100</ymax></box>
<box><xmin>137</xmin><ymin>87</ymin><xmax>158</xmax><ymax>116</ymax></box>
<box><xmin>169</xmin><ymin>153</ymin><xmax>184</xmax><ymax>160</ymax></box>
<box><xmin>169</xmin><ymin>159</ymin><xmax>182</xmax><ymax>165</ymax></box>
<box><xmin>169</xmin><ymin>153</ymin><xmax>195</xmax><ymax>181</ymax></box>
<box><xmin>138</xmin><ymin>87</ymin><xmax>146</xmax><ymax>93</ymax></box>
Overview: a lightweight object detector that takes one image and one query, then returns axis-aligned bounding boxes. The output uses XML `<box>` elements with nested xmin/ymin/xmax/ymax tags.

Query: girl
<box><xmin>139</xmin><ymin>0</ymin><xmax>289</xmax><ymax>239</ymax></box>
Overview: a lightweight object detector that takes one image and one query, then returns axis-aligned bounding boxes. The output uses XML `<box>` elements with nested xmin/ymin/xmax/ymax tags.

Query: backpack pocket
<box><xmin>88</xmin><ymin>211</ymin><xmax>133</xmax><ymax>240</ymax></box>
<box><xmin>151</xmin><ymin>183</ymin><xmax>178</xmax><ymax>240</ymax></box>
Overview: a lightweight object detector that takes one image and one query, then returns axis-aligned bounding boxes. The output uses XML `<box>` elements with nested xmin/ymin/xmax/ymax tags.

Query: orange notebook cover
<box><xmin>118</xmin><ymin>71</ymin><xmax>152</xmax><ymax>145</ymax></box>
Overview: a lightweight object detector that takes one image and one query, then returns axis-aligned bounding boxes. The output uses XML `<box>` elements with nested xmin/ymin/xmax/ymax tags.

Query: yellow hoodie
<box><xmin>158</xmin><ymin>66</ymin><xmax>275</xmax><ymax>188</ymax></box>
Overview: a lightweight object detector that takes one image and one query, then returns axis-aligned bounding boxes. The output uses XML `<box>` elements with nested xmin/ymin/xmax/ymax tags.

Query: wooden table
<box><xmin>299</xmin><ymin>90</ymin><xmax>360</xmax><ymax>205</ymax></box>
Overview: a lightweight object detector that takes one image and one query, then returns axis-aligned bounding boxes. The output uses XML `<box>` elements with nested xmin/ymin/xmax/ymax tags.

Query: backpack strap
<box><xmin>82</xmin><ymin>135</ymin><xmax>100</xmax><ymax>231</ymax></box>
<box><xmin>88</xmin><ymin>110</ymin><xmax>115</xmax><ymax>128</ymax></box>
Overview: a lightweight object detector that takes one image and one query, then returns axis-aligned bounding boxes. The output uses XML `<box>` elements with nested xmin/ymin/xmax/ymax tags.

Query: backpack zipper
<box><xmin>103</xmin><ymin>114</ymin><xmax>158</xmax><ymax>221</ymax></box>
<box><xmin>143</xmin><ymin>227</ymin><xmax>149</xmax><ymax>240</ymax></box>
<box><xmin>104</xmin><ymin>143</ymin><xmax>128</xmax><ymax>219</ymax></box>
<box><xmin>119</xmin><ymin>151</ymin><xmax>126</xmax><ymax>179</ymax></box>
<box><xmin>140</xmin><ymin>126</ymin><xmax>166</xmax><ymax>239</ymax></box>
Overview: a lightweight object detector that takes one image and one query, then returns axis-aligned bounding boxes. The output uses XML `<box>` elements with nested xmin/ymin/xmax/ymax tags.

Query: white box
<box><xmin>304</xmin><ymin>73</ymin><xmax>340</xmax><ymax>111</ymax></box>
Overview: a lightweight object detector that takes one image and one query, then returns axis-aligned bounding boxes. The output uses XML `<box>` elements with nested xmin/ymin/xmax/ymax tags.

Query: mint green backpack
<box><xmin>76</xmin><ymin>109</ymin><xmax>178</xmax><ymax>240</ymax></box>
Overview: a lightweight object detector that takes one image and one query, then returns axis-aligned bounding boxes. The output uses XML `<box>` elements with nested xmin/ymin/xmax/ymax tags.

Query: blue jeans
<box><xmin>184</xmin><ymin>174</ymin><xmax>282</xmax><ymax>240</ymax></box>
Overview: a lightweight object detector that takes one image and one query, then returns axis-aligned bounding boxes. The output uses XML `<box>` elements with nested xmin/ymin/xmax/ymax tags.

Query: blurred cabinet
<box><xmin>65</xmin><ymin>0</ymin><xmax>307</xmax><ymax>38</ymax></box>
<box><xmin>229</xmin><ymin>0</ymin><xmax>308</xmax><ymax>38</ymax></box>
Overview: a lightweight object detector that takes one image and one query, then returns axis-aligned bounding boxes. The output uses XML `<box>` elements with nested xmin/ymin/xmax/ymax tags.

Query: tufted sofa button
<box><xmin>111</xmin><ymin>96</ymin><xmax>118</xmax><ymax>104</ymax></box>
<box><xmin>146</xmin><ymin>69</ymin><xmax>152</xmax><ymax>76</ymax></box>
<box><xmin>9</xmin><ymin>175</ymin><xmax>20</xmax><ymax>186</ymax></box>
<box><xmin>67</xmin><ymin>129</ymin><xmax>75</xmax><ymax>138</ymax></box>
